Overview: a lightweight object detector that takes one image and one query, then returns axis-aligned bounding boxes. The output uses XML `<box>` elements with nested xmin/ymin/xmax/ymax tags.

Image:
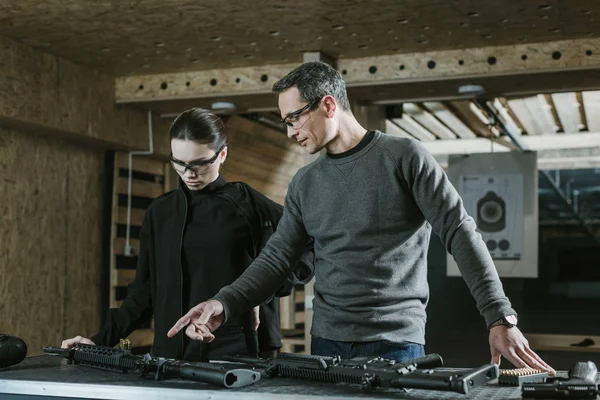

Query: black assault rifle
<box><xmin>223</xmin><ymin>352</ymin><xmax>499</xmax><ymax>395</ymax></box>
<box><xmin>43</xmin><ymin>344</ymin><xmax>260</xmax><ymax>388</ymax></box>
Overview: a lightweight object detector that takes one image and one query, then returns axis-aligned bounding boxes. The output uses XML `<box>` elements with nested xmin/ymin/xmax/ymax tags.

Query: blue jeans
<box><xmin>311</xmin><ymin>337</ymin><xmax>425</xmax><ymax>362</ymax></box>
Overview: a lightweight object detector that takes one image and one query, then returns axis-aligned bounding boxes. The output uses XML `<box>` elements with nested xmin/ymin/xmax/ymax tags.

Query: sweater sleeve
<box><xmin>401</xmin><ymin>139</ymin><xmax>517</xmax><ymax>327</ymax></box>
<box><xmin>213</xmin><ymin>178</ymin><xmax>311</xmax><ymax>323</ymax></box>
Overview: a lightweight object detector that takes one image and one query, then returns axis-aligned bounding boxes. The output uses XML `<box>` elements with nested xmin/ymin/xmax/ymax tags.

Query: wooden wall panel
<box><xmin>0</xmin><ymin>127</ymin><xmax>103</xmax><ymax>355</ymax></box>
<box><xmin>223</xmin><ymin>116</ymin><xmax>305</xmax><ymax>204</ymax></box>
<box><xmin>0</xmin><ymin>35</ymin><xmax>170</xmax><ymax>157</ymax></box>
<box><xmin>63</xmin><ymin>149</ymin><xmax>104</xmax><ymax>339</ymax></box>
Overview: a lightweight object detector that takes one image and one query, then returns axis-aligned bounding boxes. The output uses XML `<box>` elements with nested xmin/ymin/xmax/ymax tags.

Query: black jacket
<box><xmin>92</xmin><ymin>178</ymin><xmax>314</xmax><ymax>358</ymax></box>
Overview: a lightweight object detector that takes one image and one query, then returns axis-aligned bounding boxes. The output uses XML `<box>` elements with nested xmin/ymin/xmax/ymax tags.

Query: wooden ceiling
<box><xmin>1</xmin><ymin>0</ymin><xmax>599</xmax><ymax>76</ymax></box>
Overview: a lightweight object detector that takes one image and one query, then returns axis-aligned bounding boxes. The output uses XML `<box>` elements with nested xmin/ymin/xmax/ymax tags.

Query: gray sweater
<box><xmin>213</xmin><ymin>131</ymin><xmax>516</xmax><ymax>344</ymax></box>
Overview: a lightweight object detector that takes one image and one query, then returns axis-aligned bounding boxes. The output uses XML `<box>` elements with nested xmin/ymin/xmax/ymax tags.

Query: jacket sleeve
<box><xmin>247</xmin><ymin>186</ymin><xmax>315</xmax><ymax>352</ymax></box>
<box><xmin>255</xmin><ymin>189</ymin><xmax>315</xmax><ymax>297</ymax></box>
<box><xmin>91</xmin><ymin>211</ymin><xmax>154</xmax><ymax>347</ymax></box>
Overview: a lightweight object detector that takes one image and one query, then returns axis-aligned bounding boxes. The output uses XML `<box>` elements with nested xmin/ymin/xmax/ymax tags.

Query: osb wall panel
<box><xmin>0</xmin><ymin>35</ymin><xmax>170</xmax><ymax>156</ymax></box>
<box><xmin>0</xmin><ymin>127</ymin><xmax>103</xmax><ymax>354</ymax></box>
<box><xmin>223</xmin><ymin>116</ymin><xmax>306</xmax><ymax>205</ymax></box>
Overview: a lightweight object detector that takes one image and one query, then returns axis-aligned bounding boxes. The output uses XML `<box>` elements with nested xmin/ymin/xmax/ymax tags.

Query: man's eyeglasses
<box><xmin>281</xmin><ymin>98</ymin><xmax>322</xmax><ymax>128</ymax></box>
<box><xmin>170</xmin><ymin>145</ymin><xmax>225</xmax><ymax>175</ymax></box>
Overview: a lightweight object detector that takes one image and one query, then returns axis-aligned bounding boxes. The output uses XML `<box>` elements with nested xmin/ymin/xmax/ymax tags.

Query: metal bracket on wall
<box><xmin>475</xmin><ymin>99</ymin><xmax>600</xmax><ymax>244</ymax></box>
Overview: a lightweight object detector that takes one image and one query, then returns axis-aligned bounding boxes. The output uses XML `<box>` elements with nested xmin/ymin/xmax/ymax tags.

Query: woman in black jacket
<box><xmin>61</xmin><ymin>108</ymin><xmax>314</xmax><ymax>361</ymax></box>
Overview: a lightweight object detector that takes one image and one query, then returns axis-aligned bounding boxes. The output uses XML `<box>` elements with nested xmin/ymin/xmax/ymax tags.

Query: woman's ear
<box><xmin>219</xmin><ymin>145</ymin><xmax>228</xmax><ymax>166</ymax></box>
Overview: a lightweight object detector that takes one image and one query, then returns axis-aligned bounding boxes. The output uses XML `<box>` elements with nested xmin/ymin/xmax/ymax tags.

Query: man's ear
<box><xmin>220</xmin><ymin>146</ymin><xmax>228</xmax><ymax>163</ymax></box>
<box><xmin>322</xmin><ymin>95</ymin><xmax>337</xmax><ymax>118</ymax></box>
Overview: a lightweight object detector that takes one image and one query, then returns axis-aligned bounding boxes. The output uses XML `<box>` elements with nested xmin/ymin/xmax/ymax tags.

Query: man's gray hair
<box><xmin>272</xmin><ymin>61</ymin><xmax>351</xmax><ymax>111</ymax></box>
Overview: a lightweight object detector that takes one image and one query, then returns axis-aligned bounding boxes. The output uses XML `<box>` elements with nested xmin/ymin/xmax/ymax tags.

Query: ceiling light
<box><xmin>211</xmin><ymin>102</ymin><xmax>236</xmax><ymax>112</ymax></box>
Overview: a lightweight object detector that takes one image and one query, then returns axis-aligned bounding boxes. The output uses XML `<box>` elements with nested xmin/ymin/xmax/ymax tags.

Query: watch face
<box><xmin>505</xmin><ymin>315</ymin><xmax>518</xmax><ymax>325</ymax></box>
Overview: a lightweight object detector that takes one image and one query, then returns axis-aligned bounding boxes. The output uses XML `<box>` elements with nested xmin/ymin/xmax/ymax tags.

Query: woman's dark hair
<box><xmin>169</xmin><ymin>108</ymin><xmax>228</xmax><ymax>151</ymax></box>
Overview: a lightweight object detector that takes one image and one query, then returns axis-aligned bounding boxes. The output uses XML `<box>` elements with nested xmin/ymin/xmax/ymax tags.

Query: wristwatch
<box><xmin>488</xmin><ymin>314</ymin><xmax>518</xmax><ymax>329</ymax></box>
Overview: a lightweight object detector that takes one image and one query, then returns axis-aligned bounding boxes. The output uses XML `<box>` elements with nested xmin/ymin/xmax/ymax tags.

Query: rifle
<box><xmin>522</xmin><ymin>361</ymin><xmax>599</xmax><ymax>399</ymax></box>
<box><xmin>223</xmin><ymin>352</ymin><xmax>499</xmax><ymax>395</ymax></box>
<box><xmin>43</xmin><ymin>344</ymin><xmax>260</xmax><ymax>388</ymax></box>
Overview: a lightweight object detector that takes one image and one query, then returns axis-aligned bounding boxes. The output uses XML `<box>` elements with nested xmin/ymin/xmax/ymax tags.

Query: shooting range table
<box><xmin>0</xmin><ymin>356</ymin><xmax>553</xmax><ymax>400</ymax></box>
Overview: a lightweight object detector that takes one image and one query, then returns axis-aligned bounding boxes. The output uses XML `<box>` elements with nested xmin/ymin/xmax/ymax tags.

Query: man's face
<box><xmin>170</xmin><ymin>139</ymin><xmax>226</xmax><ymax>190</ymax></box>
<box><xmin>278</xmin><ymin>87</ymin><xmax>334</xmax><ymax>154</ymax></box>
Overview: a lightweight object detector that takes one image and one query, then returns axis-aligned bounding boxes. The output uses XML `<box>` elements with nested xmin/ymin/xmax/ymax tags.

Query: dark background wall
<box><xmin>424</xmin><ymin>230</ymin><xmax>600</xmax><ymax>370</ymax></box>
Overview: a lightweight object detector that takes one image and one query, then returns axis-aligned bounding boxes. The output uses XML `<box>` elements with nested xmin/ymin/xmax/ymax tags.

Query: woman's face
<box><xmin>170</xmin><ymin>139</ymin><xmax>227</xmax><ymax>191</ymax></box>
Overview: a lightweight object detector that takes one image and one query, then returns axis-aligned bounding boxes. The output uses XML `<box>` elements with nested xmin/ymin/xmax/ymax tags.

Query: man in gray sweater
<box><xmin>168</xmin><ymin>61</ymin><xmax>554</xmax><ymax>373</ymax></box>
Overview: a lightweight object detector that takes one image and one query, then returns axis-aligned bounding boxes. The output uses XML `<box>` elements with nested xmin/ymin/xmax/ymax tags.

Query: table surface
<box><xmin>0</xmin><ymin>355</ymin><xmax>570</xmax><ymax>400</ymax></box>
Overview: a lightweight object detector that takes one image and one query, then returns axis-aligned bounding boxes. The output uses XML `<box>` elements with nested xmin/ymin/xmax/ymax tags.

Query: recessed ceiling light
<box><xmin>397</xmin><ymin>18</ymin><xmax>409</xmax><ymax>24</ymax></box>
<box><xmin>210</xmin><ymin>36</ymin><xmax>221</xmax><ymax>41</ymax></box>
<box><xmin>211</xmin><ymin>102</ymin><xmax>236</xmax><ymax>111</ymax></box>
<box><xmin>332</xmin><ymin>24</ymin><xmax>344</xmax><ymax>29</ymax></box>
<box><xmin>269</xmin><ymin>31</ymin><xmax>280</xmax><ymax>36</ymax></box>
<box><xmin>458</xmin><ymin>84</ymin><xmax>486</xmax><ymax>96</ymax></box>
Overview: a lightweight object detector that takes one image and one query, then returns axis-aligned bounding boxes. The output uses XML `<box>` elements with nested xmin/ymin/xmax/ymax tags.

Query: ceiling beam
<box><xmin>116</xmin><ymin>37</ymin><xmax>600</xmax><ymax>104</ymax></box>
<box><xmin>576</xmin><ymin>92</ymin><xmax>588</xmax><ymax>132</ymax></box>
<box><xmin>390</xmin><ymin>115</ymin><xmax>437</xmax><ymax>141</ymax></box>
<box><xmin>551</xmin><ymin>92</ymin><xmax>584</xmax><ymax>134</ymax></box>
<box><xmin>496</xmin><ymin>97</ymin><xmax>526</xmax><ymax>135</ymax></box>
<box><xmin>402</xmin><ymin>103</ymin><xmax>457</xmax><ymax>140</ymax></box>
<box><xmin>423</xmin><ymin>137</ymin><xmax>512</xmax><ymax>155</ymax></box>
<box><xmin>492</xmin><ymin>98</ymin><xmax>523</xmax><ymax>137</ymax></box>
<box><xmin>432</xmin><ymin>144</ymin><xmax>600</xmax><ymax>170</ymax></box>
<box><xmin>421</xmin><ymin>102</ymin><xmax>476</xmax><ymax>139</ymax></box>
<box><xmin>447</xmin><ymin>101</ymin><xmax>493</xmax><ymax>138</ymax></box>
<box><xmin>423</xmin><ymin>132</ymin><xmax>600</xmax><ymax>157</ymax></box>
<box><xmin>582</xmin><ymin>91</ymin><xmax>600</xmax><ymax>132</ymax></box>
<box><xmin>542</xmin><ymin>94</ymin><xmax>563</xmax><ymax>133</ymax></box>
<box><xmin>384</xmin><ymin>120</ymin><xmax>412</xmax><ymax>139</ymax></box>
